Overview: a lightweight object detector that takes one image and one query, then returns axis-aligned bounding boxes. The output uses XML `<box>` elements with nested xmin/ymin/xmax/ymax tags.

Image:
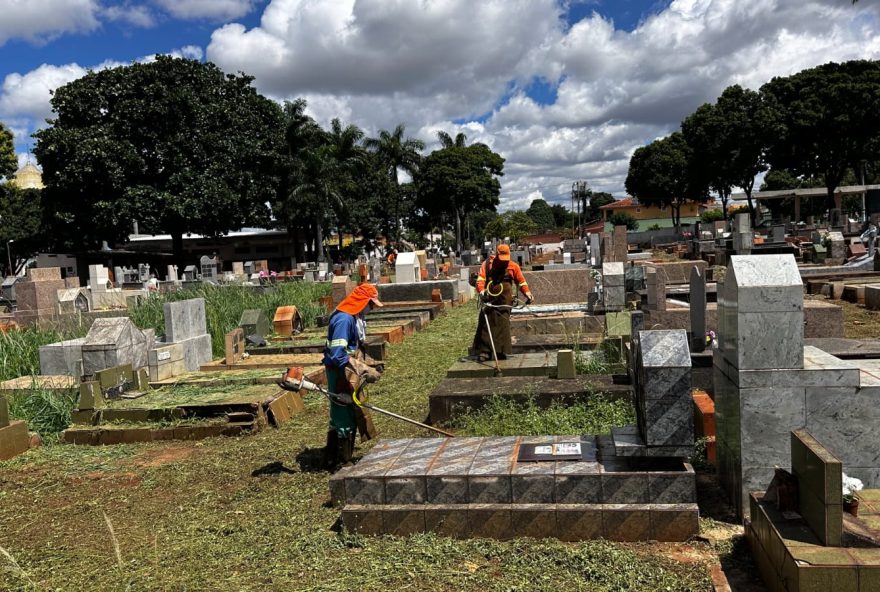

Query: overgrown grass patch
<box><xmin>452</xmin><ymin>395</ymin><xmax>636</xmax><ymax>437</ymax></box>
<box><xmin>5</xmin><ymin>387</ymin><xmax>77</xmax><ymax>440</ymax></box>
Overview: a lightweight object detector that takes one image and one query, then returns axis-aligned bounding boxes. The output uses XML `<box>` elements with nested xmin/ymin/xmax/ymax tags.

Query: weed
<box><xmin>452</xmin><ymin>396</ymin><xmax>636</xmax><ymax>437</ymax></box>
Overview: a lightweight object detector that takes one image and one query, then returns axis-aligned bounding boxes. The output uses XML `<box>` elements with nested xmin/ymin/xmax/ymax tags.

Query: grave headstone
<box><xmin>13</xmin><ymin>267</ymin><xmax>66</xmax><ymax>327</ymax></box>
<box><xmin>274</xmin><ymin>305</ymin><xmax>302</xmax><ymax>336</ymax></box>
<box><xmin>200</xmin><ymin>256</ymin><xmax>219</xmax><ymax>282</ymax></box>
<box><xmin>224</xmin><ymin>328</ymin><xmax>245</xmax><ymax>369</ymax></box>
<box><xmin>332</xmin><ymin>274</ymin><xmax>354</xmax><ymax>306</ymax></box>
<box><xmin>689</xmin><ymin>267</ymin><xmax>706</xmax><ymax>352</ymax></box>
<box><xmin>557</xmin><ymin>349</ymin><xmax>576</xmax><ymax>379</ymax></box>
<box><xmin>81</xmin><ymin>318</ymin><xmax>155</xmax><ymax>376</ymax></box>
<box><xmin>395</xmin><ymin>252</ymin><xmax>421</xmax><ymax>283</ymax></box>
<box><xmin>162</xmin><ymin>298</ymin><xmax>212</xmax><ymax>372</ymax></box>
<box><xmin>239</xmin><ymin>309</ymin><xmax>272</xmax><ymax>337</ymax></box>
<box><xmin>602</xmin><ymin>262</ymin><xmax>625</xmax><ymax>311</ymax></box>
<box><xmin>590</xmin><ymin>233</ymin><xmax>601</xmax><ymax>267</ymax></box>
<box><xmin>645</xmin><ymin>269</ymin><xmax>666</xmax><ymax>311</ymax></box>
<box><xmin>166</xmin><ymin>265</ymin><xmax>178</xmax><ymax>282</ymax></box>
<box><xmin>232</xmin><ymin>261</ymin><xmax>245</xmax><ymax>277</ymax></box>
<box><xmin>147</xmin><ymin>342</ymin><xmax>186</xmax><ymax>382</ymax></box>
<box><xmin>612</xmin><ymin>225</ymin><xmax>628</xmax><ymax>263</ymax></box>
<box><xmin>636</xmin><ymin>329</ymin><xmax>693</xmax><ymax>452</ymax></box>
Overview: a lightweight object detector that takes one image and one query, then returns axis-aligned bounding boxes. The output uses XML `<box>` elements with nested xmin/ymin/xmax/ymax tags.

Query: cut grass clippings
<box><xmin>0</xmin><ymin>301</ymin><xmax>714</xmax><ymax>591</ymax></box>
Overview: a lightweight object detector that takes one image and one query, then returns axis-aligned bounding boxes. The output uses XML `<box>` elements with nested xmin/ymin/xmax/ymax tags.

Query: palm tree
<box><xmin>364</xmin><ymin>123</ymin><xmax>425</xmax><ymax>241</ymax></box>
<box><xmin>326</xmin><ymin>118</ymin><xmax>364</xmax><ymax>251</ymax></box>
<box><xmin>290</xmin><ymin>146</ymin><xmax>343</xmax><ymax>263</ymax></box>
<box><xmin>437</xmin><ymin>130</ymin><xmax>467</xmax><ymax>149</ymax></box>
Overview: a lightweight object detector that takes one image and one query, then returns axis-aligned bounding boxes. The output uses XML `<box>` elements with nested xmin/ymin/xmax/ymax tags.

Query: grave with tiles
<box><xmin>333</xmin><ymin>434</ymin><xmax>697</xmax><ymax>541</ymax></box>
<box><xmin>334</xmin><ymin>325</ymin><xmax>698</xmax><ymax>541</ymax></box>
<box><xmin>747</xmin><ymin>429</ymin><xmax>880</xmax><ymax>592</ymax></box>
<box><xmin>715</xmin><ymin>254</ymin><xmax>880</xmax><ymax>518</ymax></box>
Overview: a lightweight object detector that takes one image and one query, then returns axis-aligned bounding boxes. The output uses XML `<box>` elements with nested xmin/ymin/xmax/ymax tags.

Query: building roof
<box><xmin>520</xmin><ymin>233</ymin><xmax>562</xmax><ymax>245</ymax></box>
<box><xmin>731</xmin><ymin>184</ymin><xmax>880</xmax><ymax>201</ymax></box>
<box><xmin>599</xmin><ymin>197</ymin><xmax>635</xmax><ymax>210</ymax></box>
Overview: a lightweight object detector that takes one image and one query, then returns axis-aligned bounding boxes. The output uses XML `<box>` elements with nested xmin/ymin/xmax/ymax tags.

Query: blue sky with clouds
<box><xmin>1</xmin><ymin>0</ymin><xmax>878</xmax><ymax>210</ymax></box>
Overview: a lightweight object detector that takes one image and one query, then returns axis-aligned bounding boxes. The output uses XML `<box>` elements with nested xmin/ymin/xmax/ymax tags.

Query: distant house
<box><xmin>599</xmin><ymin>197</ymin><xmax>711</xmax><ymax>231</ymax></box>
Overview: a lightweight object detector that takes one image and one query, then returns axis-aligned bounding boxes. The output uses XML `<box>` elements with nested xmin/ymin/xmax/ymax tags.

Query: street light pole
<box><xmin>6</xmin><ymin>240</ymin><xmax>13</xmax><ymax>275</ymax></box>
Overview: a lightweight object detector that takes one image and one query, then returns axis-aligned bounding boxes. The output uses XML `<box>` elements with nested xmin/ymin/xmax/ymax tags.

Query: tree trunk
<box><xmin>455</xmin><ymin>208</ymin><xmax>462</xmax><ymax>253</ymax></box>
<box><xmin>720</xmin><ymin>191</ymin><xmax>730</xmax><ymax>221</ymax></box>
<box><xmin>171</xmin><ymin>231</ymin><xmax>185</xmax><ymax>271</ymax></box>
<box><xmin>338</xmin><ymin>225</ymin><xmax>344</xmax><ymax>259</ymax></box>
<box><xmin>315</xmin><ymin>217</ymin><xmax>325</xmax><ymax>262</ymax></box>
<box><xmin>291</xmin><ymin>225</ymin><xmax>304</xmax><ymax>263</ymax></box>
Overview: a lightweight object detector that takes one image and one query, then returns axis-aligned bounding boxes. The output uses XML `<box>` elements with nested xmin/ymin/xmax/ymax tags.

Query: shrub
<box><xmin>700</xmin><ymin>209</ymin><xmax>725</xmax><ymax>223</ymax></box>
<box><xmin>607</xmin><ymin>212</ymin><xmax>639</xmax><ymax>231</ymax></box>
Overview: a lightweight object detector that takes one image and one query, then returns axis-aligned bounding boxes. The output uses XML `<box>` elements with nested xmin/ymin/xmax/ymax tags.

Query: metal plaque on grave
<box><xmin>518</xmin><ymin>441</ymin><xmax>585</xmax><ymax>462</ymax></box>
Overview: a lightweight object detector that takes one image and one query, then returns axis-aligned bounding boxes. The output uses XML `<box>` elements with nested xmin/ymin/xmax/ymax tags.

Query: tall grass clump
<box><xmin>6</xmin><ymin>386</ymin><xmax>78</xmax><ymax>438</ymax></box>
<box><xmin>129</xmin><ymin>281</ymin><xmax>331</xmax><ymax>355</ymax></box>
<box><xmin>0</xmin><ymin>327</ymin><xmax>77</xmax><ymax>382</ymax></box>
<box><xmin>452</xmin><ymin>396</ymin><xmax>635</xmax><ymax>437</ymax></box>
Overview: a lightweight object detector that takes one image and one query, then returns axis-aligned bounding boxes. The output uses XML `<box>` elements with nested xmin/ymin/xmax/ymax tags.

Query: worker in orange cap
<box><xmin>473</xmin><ymin>244</ymin><xmax>533</xmax><ymax>360</ymax></box>
<box><xmin>323</xmin><ymin>283</ymin><xmax>384</xmax><ymax>466</ymax></box>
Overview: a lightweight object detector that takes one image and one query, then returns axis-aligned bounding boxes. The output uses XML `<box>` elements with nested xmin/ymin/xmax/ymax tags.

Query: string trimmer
<box><xmin>479</xmin><ymin>299</ymin><xmax>528</xmax><ymax>376</ymax></box>
<box><xmin>278</xmin><ymin>367</ymin><xmax>454</xmax><ymax>437</ymax></box>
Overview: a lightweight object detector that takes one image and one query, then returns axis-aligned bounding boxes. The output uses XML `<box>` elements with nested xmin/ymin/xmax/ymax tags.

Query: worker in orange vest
<box><xmin>473</xmin><ymin>244</ymin><xmax>533</xmax><ymax>360</ymax></box>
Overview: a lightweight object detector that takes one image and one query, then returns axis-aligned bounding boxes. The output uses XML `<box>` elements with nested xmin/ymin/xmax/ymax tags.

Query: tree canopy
<box><xmin>483</xmin><ymin>211</ymin><xmax>537</xmax><ymax>244</ymax></box>
<box><xmin>526</xmin><ymin>198</ymin><xmax>555</xmax><ymax>231</ymax></box>
<box><xmin>0</xmin><ymin>123</ymin><xmax>15</xmax><ymax>179</ymax></box>
<box><xmin>364</xmin><ymin>124</ymin><xmax>424</xmax><ymax>241</ymax></box>
<box><xmin>761</xmin><ymin>60</ymin><xmax>880</xmax><ymax>210</ymax></box>
<box><xmin>681</xmin><ymin>85</ymin><xmax>778</xmax><ymax>221</ymax></box>
<box><xmin>33</xmin><ymin>56</ymin><xmax>284</xmax><ymax>262</ymax></box>
<box><xmin>625</xmin><ymin>132</ymin><xmax>704</xmax><ymax>230</ymax></box>
<box><xmin>415</xmin><ymin>133</ymin><xmax>504</xmax><ymax>250</ymax></box>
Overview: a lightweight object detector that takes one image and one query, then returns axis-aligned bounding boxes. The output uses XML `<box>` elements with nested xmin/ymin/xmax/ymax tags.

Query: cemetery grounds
<box><xmin>4</xmin><ymin>284</ymin><xmax>855</xmax><ymax>590</ymax></box>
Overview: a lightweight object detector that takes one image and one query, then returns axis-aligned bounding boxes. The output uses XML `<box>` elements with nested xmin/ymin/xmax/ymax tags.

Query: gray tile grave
<box><xmin>333</xmin><ymin>435</ymin><xmax>698</xmax><ymax>541</ymax></box>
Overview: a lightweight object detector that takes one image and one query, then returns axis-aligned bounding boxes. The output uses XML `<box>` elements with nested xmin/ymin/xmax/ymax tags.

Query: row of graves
<box><xmin>320</xmin><ymin>245</ymin><xmax>880</xmax><ymax>588</ymax></box>
<box><xmin>0</xmin><ymin>268</ymin><xmax>462</xmax><ymax>452</ymax></box>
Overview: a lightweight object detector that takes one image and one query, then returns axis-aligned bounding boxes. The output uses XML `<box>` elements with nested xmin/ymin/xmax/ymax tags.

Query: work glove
<box><xmin>525</xmin><ymin>294</ymin><xmax>534</xmax><ymax>306</ymax></box>
<box><xmin>480</xmin><ymin>290</ymin><xmax>492</xmax><ymax>303</ymax></box>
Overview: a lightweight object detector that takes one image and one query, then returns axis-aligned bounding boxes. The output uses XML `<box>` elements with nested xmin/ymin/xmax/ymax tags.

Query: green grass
<box><xmin>0</xmin><ymin>302</ymin><xmax>714</xmax><ymax>591</ymax></box>
<box><xmin>0</xmin><ymin>327</ymin><xmax>78</xmax><ymax>382</ymax></box>
<box><xmin>128</xmin><ymin>281</ymin><xmax>331</xmax><ymax>356</ymax></box>
<box><xmin>452</xmin><ymin>396</ymin><xmax>636</xmax><ymax>437</ymax></box>
<box><xmin>5</xmin><ymin>387</ymin><xmax>77</xmax><ymax>440</ymax></box>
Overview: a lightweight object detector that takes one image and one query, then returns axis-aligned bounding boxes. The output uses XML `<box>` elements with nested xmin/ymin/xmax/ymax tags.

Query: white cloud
<box><xmin>103</xmin><ymin>3</ymin><xmax>156</xmax><ymax>28</ymax></box>
<box><xmin>0</xmin><ymin>0</ymin><xmax>100</xmax><ymax>46</ymax></box>
<box><xmin>0</xmin><ymin>63</ymin><xmax>89</xmax><ymax>122</ymax></box>
<box><xmin>153</xmin><ymin>0</ymin><xmax>257</xmax><ymax>20</ymax></box>
<box><xmin>5</xmin><ymin>0</ymin><xmax>880</xmax><ymax>209</ymax></box>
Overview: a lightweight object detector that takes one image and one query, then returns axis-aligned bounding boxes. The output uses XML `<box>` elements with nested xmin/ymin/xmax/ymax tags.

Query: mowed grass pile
<box><xmin>0</xmin><ymin>302</ymin><xmax>713</xmax><ymax>591</ymax></box>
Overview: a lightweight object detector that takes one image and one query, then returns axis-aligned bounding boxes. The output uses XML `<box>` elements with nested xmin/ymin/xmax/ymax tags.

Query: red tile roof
<box><xmin>599</xmin><ymin>197</ymin><xmax>635</xmax><ymax>210</ymax></box>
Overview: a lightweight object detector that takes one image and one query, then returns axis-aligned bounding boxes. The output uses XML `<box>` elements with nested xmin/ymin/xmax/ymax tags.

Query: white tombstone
<box><xmin>89</xmin><ymin>265</ymin><xmax>110</xmax><ymax>291</ymax></box>
<box><xmin>166</xmin><ymin>265</ymin><xmax>178</xmax><ymax>282</ymax></box>
<box><xmin>395</xmin><ymin>252</ymin><xmax>421</xmax><ymax>283</ymax></box>
<box><xmin>590</xmin><ymin>233</ymin><xmax>601</xmax><ymax>267</ymax></box>
<box><xmin>563</xmin><ymin>252</ymin><xmax>572</xmax><ymax>265</ymax></box>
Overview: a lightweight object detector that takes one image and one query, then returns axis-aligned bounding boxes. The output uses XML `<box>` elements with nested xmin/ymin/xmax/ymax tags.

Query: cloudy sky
<box><xmin>1</xmin><ymin>0</ymin><xmax>879</xmax><ymax>211</ymax></box>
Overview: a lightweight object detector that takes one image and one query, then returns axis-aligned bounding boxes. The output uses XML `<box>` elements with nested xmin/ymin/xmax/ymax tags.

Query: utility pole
<box><xmin>6</xmin><ymin>240</ymin><xmax>13</xmax><ymax>275</ymax></box>
<box><xmin>571</xmin><ymin>181</ymin><xmax>589</xmax><ymax>238</ymax></box>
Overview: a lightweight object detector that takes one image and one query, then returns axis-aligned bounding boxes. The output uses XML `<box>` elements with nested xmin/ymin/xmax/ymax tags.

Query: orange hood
<box><xmin>336</xmin><ymin>283</ymin><xmax>384</xmax><ymax>316</ymax></box>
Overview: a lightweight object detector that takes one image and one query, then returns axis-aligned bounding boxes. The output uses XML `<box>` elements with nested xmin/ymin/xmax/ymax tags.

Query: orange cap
<box><xmin>336</xmin><ymin>283</ymin><xmax>384</xmax><ymax>315</ymax></box>
<box><xmin>496</xmin><ymin>244</ymin><xmax>511</xmax><ymax>261</ymax></box>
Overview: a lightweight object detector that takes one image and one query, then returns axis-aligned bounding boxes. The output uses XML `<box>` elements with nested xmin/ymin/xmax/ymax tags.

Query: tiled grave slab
<box><xmin>338</xmin><ymin>435</ymin><xmax>699</xmax><ymax>541</ymax></box>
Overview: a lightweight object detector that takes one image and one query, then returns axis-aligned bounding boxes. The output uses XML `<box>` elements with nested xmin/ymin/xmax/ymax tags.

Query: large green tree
<box><xmin>34</xmin><ymin>56</ymin><xmax>284</xmax><ymax>264</ymax></box>
<box><xmin>625</xmin><ymin>132</ymin><xmax>705</xmax><ymax>232</ymax></box>
<box><xmin>526</xmin><ymin>198</ymin><xmax>555</xmax><ymax>231</ymax></box>
<box><xmin>0</xmin><ymin>123</ymin><xmax>15</xmax><ymax>179</ymax></box>
<box><xmin>682</xmin><ymin>85</ymin><xmax>778</xmax><ymax>222</ymax></box>
<box><xmin>415</xmin><ymin>132</ymin><xmax>504</xmax><ymax>250</ymax></box>
<box><xmin>364</xmin><ymin>124</ymin><xmax>424</xmax><ymax>241</ymax></box>
<box><xmin>761</xmin><ymin>60</ymin><xmax>880</xmax><ymax>213</ymax></box>
<box><xmin>0</xmin><ymin>186</ymin><xmax>45</xmax><ymax>274</ymax></box>
<box><xmin>483</xmin><ymin>211</ymin><xmax>537</xmax><ymax>243</ymax></box>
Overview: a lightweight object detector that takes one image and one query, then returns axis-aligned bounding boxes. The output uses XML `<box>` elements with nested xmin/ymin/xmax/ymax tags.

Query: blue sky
<box><xmin>1</xmin><ymin>0</ymin><xmax>878</xmax><ymax>209</ymax></box>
